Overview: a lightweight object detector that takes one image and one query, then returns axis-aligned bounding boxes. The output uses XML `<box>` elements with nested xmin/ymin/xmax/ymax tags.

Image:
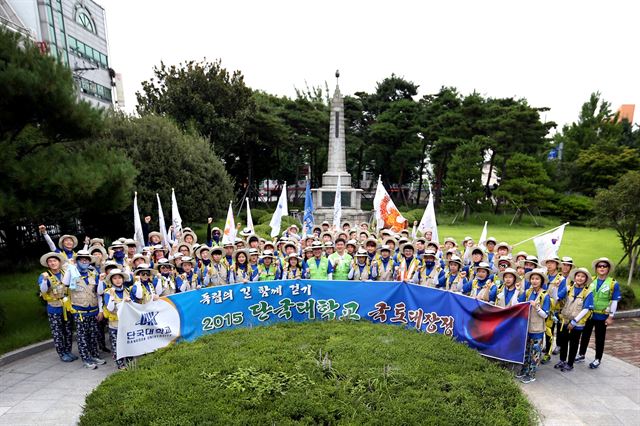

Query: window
<box><xmin>78</xmin><ymin>77</ymin><xmax>112</xmax><ymax>102</ymax></box>
<box><xmin>67</xmin><ymin>36</ymin><xmax>108</xmax><ymax>68</ymax></box>
<box><xmin>75</xmin><ymin>5</ymin><xmax>96</xmax><ymax>34</ymax></box>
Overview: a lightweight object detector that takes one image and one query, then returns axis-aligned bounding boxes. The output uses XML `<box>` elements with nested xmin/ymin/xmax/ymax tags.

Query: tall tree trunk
<box><xmin>627</xmin><ymin>245</ymin><xmax>638</xmax><ymax>286</ymax></box>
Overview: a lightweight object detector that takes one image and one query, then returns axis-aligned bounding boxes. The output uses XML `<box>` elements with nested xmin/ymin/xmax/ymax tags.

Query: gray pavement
<box><xmin>0</xmin><ymin>345</ymin><xmax>638</xmax><ymax>425</ymax></box>
<box><xmin>0</xmin><ymin>350</ymin><xmax>115</xmax><ymax>425</ymax></box>
<box><xmin>519</xmin><ymin>348</ymin><xmax>640</xmax><ymax>425</ymax></box>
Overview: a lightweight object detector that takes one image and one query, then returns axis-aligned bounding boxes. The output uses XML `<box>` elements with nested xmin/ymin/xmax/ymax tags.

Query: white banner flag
<box><xmin>116</xmin><ymin>299</ymin><xmax>181</xmax><ymax>359</ymax></box>
<box><xmin>478</xmin><ymin>221</ymin><xmax>488</xmax><ymax>250</ymax></box>
<box><xmin>246</xmin><ymin>198</ymin><xmax>255</xmax><ymax>234</ymax></box>
<box><xmin>171</xmin><ymin>188</ymin><xmax>182</xmax><ymax>240</ymax></box>
<box><xmin>417</xmin><ymin>192</ymin><xmax>439</xmax><ymax>243</ymax></box>
<box><xmin>222</xmin><ymin>201</ymin><xmax>236</xmax><ymax>244</ymax></box>
<box><xmin>157</xmin><ymin>193</ymin><xmax>170</xmax><ymax>249</ymax></box>
<box><xmin>373</xmin><ymin>176</ymin><xmax>407</xmax><ymax>232</ymax></box>
<box><xmin>533</xmin><ymin>224</ymin><xmax>566</xmax><ymax>260</ymax></box>
<box><xmin>133</xmin><ymin>192</ymin><xmax>145</xmax><ymax>252</ymax></box>
<box><xmin>333</xmin><ymin>175</ymin><xmax>342</xmax><ymax>228</ymax></box>
<box><xmin>269</xmin><ymin>182</ymin><xmax>288</xmax><ymax>237</ymax></box>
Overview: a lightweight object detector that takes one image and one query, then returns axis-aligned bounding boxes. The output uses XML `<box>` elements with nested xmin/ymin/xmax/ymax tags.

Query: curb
<box><xmin>615</xmin><ymin>309</ymin><xmax>640</xmax><ymax>319</ymax></box>
<box><xmin>0</xmin><ymin>339</ymin><xmax>53</xmax><ymax>368</ymax></box>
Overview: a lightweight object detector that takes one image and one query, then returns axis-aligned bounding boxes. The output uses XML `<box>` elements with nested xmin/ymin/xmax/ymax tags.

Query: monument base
<box><xmin>312</xmin><ymin>186</ymin><xmax>370</xmax><ymax>225</ymax></box>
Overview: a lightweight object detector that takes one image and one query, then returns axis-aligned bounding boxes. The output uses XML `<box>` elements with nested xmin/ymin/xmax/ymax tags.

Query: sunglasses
<box><xmin>597</xmin><ymin>264</ymin><xmax>609</xmax><ymax>269</ymax></box>
<box><xmin>139</xmin><ymin>272</ymin><xmax>150</xmax><ymax>276</ymax></box>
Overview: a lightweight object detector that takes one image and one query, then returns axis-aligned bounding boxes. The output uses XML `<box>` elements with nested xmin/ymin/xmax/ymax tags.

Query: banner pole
<box><xmin>512</xmin><ymin>222</ymin><xmax>570</xmax><ymax>247</ymax></box>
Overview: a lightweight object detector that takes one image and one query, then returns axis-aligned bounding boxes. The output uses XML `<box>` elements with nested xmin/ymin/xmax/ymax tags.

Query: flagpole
<box><xmin>512</xmin><ymin>222</ymin><xmax>570</xmax><ymax>247</ymax></box>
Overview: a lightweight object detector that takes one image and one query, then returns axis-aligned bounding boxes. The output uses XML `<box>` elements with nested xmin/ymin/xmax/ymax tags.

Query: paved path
<box><xmin>0</xmin><ymin>325</ymin><xmax>639</xmax><ymax>425</ymax></box>
<box><xmin>519</xmin><ymin>347</ymin><xmax>640</xmax><ymax>425</ymax></box>
<box><xmin>0</xmin><ymin>351</ymin><xmax>115</xmax><ymax>425</ymax></box>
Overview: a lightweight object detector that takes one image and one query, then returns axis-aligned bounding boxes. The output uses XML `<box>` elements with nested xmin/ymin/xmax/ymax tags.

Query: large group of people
<box><xmin>36</xmin><ymin>219</ymin><xmax>621</xmax><ymax>384</ymax></box>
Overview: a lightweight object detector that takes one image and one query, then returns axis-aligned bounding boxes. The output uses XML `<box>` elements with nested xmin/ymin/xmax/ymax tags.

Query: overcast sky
<box><xmin>100</xmin><ymin>0</ymin><xmax>639</xmax><ymax>130</ymax></box>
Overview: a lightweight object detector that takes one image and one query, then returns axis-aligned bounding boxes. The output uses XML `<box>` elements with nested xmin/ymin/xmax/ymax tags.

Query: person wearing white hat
<box><xmin>462</xmin><ymin>262</ymin><xmax>497</xmax><ymax>303</ymax></box>
<box><xmin>494</xmin><ymin>256</ymin><xmax>515</xmax><ymax>289</ymax></box>
<box><xmin>222</xmin><ymin>241</ymin><xmax>235</xmax><ymax>269</ymax></box>
<box><xmin>39</xmin><ymin>225</ymin><xmax>78</xmax><ymax>262</ymax></box>
<box><xmin>124</xmin><ymin>239</ymin><xmax>138</xmax><ymax>268</ymax></box>
<box><xmin>131</xmin><ymin>264</ymin><xmax>157</xmax><ymax>304</ymax></box>
<box><xmin>439</xmin><ymin>255</ymin><xmax>467</xmax><ymax>292</ymax></box>
<box><xmin>204</xmin><ymin>247</ymin><xmax>229</xmax><ymax>287</ymax></box>
<box><xmin>102</xmin><ymin>269</ymin><xmax>131</xmax><ymax>370</ymax></box>
<box><xmin>38</xmin><ymin>252</ymin><xmax>76</xmax><ymax>362</ymax></box>
<box><xmin>282</xmin><ymin>253</ymin><xmax>305</xmax><ymax>279</ymax></box>
<box><xmin>555</xmin><ymin>268</ymin><xmax>594</xmax><ymax>372</ymax></box>
<box><xmin>394</xmin><ymin>243</ymin><xmax>420</xmax><ymax>282</ymax></box>
<box><xmin>464</xmin><ymin>247</ymin><xmax>487</xmax><ymax>281</ymax></box>
<box><xmin>413</xmin><ymin>250</ymin><xmax>444</xmax><ymax>287</ymax></box>
<box><xmin>329</xmin><ymin>237</ymin><xmax>353</xmax><ymax>281</ymax></box>
<box><xmin>495</xmin><ymin>268</ymin><xmax>523</xmax><ymax>308</ymax></box>
<box><xmin>257</xmin><ymin>250</ymin><xmax>280</xmax><ymax>281</ymax></box>
<box><xmin>153</xmin><ymin>259</ymin><xmax>178</xmax><ymax>296</ymax></box>
<box><xmin>560</xmin><ymin>257</ymin><xmax>574</xmax><ymax>278</ymax></box>
<box><xmin>176</xmin><ymin>256</ymin><xmax>201</xmax><ymax>291</ymax></box>
<box><xmin>206</xmin><ymin>218</ymin><xmax>222</xmax><ymax>247</ymax></box>
<box><xmin>516</xmin><ymin>268</ymin><xmax>551</xmax><ymax>384</ymax></box>
<box><xmin>246</xmin><ymin>248</ymin><xmax>261</xmax><ymax>281</ymax></box>
<box><xmin>89</xmin><ymin>245</ymin><xmax>107</xmax><ymax>274</ymax></box>
<box><xmin>304</xmin><ymin>241</ymin><xmax>334</xmax><ymax>280</ymax></box>
<box><xmin>484</xmin><ymin>237</ymin><xmax>498</xmax><ymax>267</ymax></box>
<box><xmin>62</xmin><ymin>250</ymin><xmax>106</xmax><ymax>369</ymax></box>
<box><xmin>108</xmin><ymin>241</ymin><xmax>130</xmax><ymax>273</ymax></box>
<box><xmin>348</xmin><ymin>249</ymin><xmax>376</xmax><ymax>281</ymax></box>
<box><xmin>576</xmin><ymin>258</ymin><xmax>621</xmax><ymax>369</ymax></box>
<box><xmin>373</xmin><ymin>245</ymin><xmax>395</xmax><ymax>281</ymax></box>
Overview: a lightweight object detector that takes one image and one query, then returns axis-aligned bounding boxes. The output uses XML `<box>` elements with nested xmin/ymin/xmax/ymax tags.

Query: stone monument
<box><xmin>312</xmin><ymin>71</ymin><xmax>368</xmax><ymax>224</ymax></box>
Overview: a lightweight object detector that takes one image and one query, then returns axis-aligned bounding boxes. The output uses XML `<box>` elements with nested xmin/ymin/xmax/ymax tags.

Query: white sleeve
<box><xmin>44</xmin><ymin>233</ymin><xmax>56</xmax><ymax>252</ymax></box>
<box><xmin>327</xmin><ymin>273</ymin><xmax>333</xmax><ymax>280</ymax></box>
<box><xmin>154</xmin><ymin>280</ymin><xmax>164</xmax><ymax>296</ymax></box>
<box><xmin>133</xmin><ymin>284</ymin><xmax>143</xmax><ymax>300</ymax></box>
<box><xmin>610</xmin><ymin>300</ymin><xmax>618</xmax><ymax>316</ymax></box>
<box><xmin>106</xmin><ymin>293</ymin><xmax>115</xmax><ymax>312</ymax></box>
<box><xmin>574</xmin><ymin>308</ymin><xmax>590</xmax><ymax>323</ymax></box>
<box><xmin>39</xmin><ymin>276</ymin><xmax>49</xmax><ymax>294</ymax></box>
<box><xmin>97</xmin><ymin>280</ymin><xmax>106</xmax><ymax>295</ymax></box>
<box><xmin>347</xmin><ymin>267</ymin><xmax>355</xmax><ymax>280</ymax></box>
<box><xmin>62</xmin><ymin>269</ymin><xmax>71</xmax><ymax>286</ymax></box>
<box><xmin>536</xmin><ymin>308</ymin><xmax>548</xmax><ymax>319</ymax></box>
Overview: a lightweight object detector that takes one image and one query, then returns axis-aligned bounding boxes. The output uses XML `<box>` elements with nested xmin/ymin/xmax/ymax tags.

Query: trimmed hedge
<box><xmin>81</xmin><ymin>321</ymin><xmax>534</xmax><ymax>425</ymax></box>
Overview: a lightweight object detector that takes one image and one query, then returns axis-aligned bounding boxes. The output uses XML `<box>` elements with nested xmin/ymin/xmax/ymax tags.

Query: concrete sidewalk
<box><xmin>519</xmin><ymin>348</ymin><xmax>640</xmax><ymax>425</ymax></box>
<box><xmin>0</xmin><ymin>350</ymin><xmax>115</xmax><ymax>425</ymax></box>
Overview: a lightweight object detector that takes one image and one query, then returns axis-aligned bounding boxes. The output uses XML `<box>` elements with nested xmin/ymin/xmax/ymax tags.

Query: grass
<box><xmin>0</xmin><ymin>270</ymin><xmax>51</xmax><ymax>354</ymax></box>
<box><xmin>80</xmin><ymin>321</ymin><xmax>535</xmax><ymax>425</ymax></box>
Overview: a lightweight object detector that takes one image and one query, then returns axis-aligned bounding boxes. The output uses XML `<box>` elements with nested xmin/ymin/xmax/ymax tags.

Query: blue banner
<box><xmin>165</xmin><ymin>280</ymin><xmax>530</xmax><ymax>363</ymax></box>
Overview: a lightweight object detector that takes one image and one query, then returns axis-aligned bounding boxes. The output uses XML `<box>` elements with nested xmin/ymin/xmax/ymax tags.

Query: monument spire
<box><xmin>325</xmin><ymin>70</ymin><xmax>348</xmax><ymax>179</ymax></box>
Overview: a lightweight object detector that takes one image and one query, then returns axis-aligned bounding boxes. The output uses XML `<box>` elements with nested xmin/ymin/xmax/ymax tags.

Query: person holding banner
<box><xmin>576</xmin><ymin>258</ymin><xmax>621</xmax><ymax>369</ymax></box>
<box><xmin>131</xmin><ymin>264</ymin><xmax>157</xmax><ymax>303</ymax></box>
<box><xmin>282</xmin><ymin>253</ymin><xmax>304</xmax><ymax>279</ymax></box>
<box><xmin>463</xmin><ymin>262</ymin><xmax>497</xmax><ymax>303</ymax></box>
<box><xmin>373</xmin><ymin>245</ymin><xmax>395</xmax><ymax>281</ymax></box>
<box><xmin>414</xmin><ymin>250</ymin><xmax>444</xmax><ymax>287</ymax></box>
<box><xmin>495</xmin><ymin>268</ymin><xmax>523</xmax><ymax>308</ymax></box>
<box><xmin>153</xmin><ymin>259</ymin><xmax>178</xmax><ymax>296</ymax></box>
<box><xmin>439</xmin><ymin>255</ymin><xmax>466</xmax><ymax>292</ymax></box>
<box><xmin>102</xmin><ymin>269</ymin><xmax>132</xmax><ymax>370</ymax></box>
<box><xmin>205</xmin><ymin>247</ymin><xmax>229</xmax><ymax>287</ymax></box>
<box><xmin>517</xmin><ymin>268</ymin><xmax>551</xmax><ymax>383</ymax></box>
<box><xmin>555</xmin><ymin>267</ymin><xmax>593</xmax><ymax>372</ymax></box>
<box><xmin>229</xmin><ymin>250</ymin><xmax>251</xmax><ymax>284</ymax></box>
<box><xmin>38</xmin><ymin>252</ymin><xmax>76</xmax><ymax>362</ymax></box>
<box><xmin>304</xmin><ymin>241</ymin><xmax>334</xmax><ymax>280</ymax></box>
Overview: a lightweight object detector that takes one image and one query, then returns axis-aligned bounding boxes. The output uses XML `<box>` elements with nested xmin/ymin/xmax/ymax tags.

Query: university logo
<box><xmin>136</xmin><ymin>311</ymin><xmax>159</xmax><ymax>326</ymax></box>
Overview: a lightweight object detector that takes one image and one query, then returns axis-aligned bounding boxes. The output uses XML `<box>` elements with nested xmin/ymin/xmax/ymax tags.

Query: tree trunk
<box><xmin>627</xmin><ymin>245</ymin><xmax>638</xmax><ymax>286</ymax></box>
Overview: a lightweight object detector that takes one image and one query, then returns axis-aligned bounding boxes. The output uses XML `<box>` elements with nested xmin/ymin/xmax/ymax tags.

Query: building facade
<box><xmin>4</xmin><ymin>0</ymin><xmax>113</xmax><ymax>108</ymax></box>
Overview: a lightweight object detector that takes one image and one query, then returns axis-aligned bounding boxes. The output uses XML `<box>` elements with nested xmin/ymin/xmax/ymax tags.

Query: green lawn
<box><xmin>81</xmin><ymin>321</ymin><xmax>535</xmax><ymax>425</ymax></box>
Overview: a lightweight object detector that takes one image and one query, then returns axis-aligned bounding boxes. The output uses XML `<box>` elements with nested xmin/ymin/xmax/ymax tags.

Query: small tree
<box><xmin>442</xmin><ymin>139</ymin><xmax>485</xmax><ymax>219</ymax></box>
<box><xmin>494</xmin><ymin>153</ymin><xmax>554</xmax><ymax>221</ymax></box>
<box><xmin>592</xmin><ymin>171</ymin><xmax>640</xmax><ymax>285</ymax></box>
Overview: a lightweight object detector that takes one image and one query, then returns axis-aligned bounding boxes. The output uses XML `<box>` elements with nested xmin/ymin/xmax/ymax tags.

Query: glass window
<box><xmin>67</xmin><ymin>37</ymin><xmax>76</xmax><ymax>50</ymax></box>
<box><xmin>75</xmin><ymin>9</ymin><xmax>96</xmax><ymax>34</ymax></box>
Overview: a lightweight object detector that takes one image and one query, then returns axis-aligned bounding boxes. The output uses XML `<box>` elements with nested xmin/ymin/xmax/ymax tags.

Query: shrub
<box><xmin>81</xmin><ymin>321</ymin><xmax>534</xmax><ymax>425</ymax></box>
<box><xmin>618</xmin><ymin>284</ymin><xmax>637</xmax><ymax>311</ymax></box>
<box><xmin>550</xmin><ymin>194</ymin><xmax>594</xmax><ymax>224</ymax></box>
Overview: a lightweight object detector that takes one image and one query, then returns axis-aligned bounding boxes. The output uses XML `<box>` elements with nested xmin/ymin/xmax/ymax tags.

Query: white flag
<box><xmin>133</xmin><ymin>192</ymin><xmax>145</xmax><ymax>252</ymax></box>
<box><xmin>533</xmin><ymin>224</ymin><xmax>566</xmax><ymax>260</ymax></box>
<box><xmin>333</xmin><ymin>175</ymin><xmax>342</xmax><ymax>228</ymax></box>
<box><xmin>156</xmin><ymin>193</ymin><xmax>170</xmax><ymax>249</ymax></box>
<box><xmin>171</xmin><ymin>188</ymin><xmax>182</xmax><ymax>240</ymax></box>
<box><xmin>373</xmin><ymin>176</ymin><xmax>407</xmax><ymax>232</ymax></box>
<box><xmin>417</xmin><ymin>192</ymin><xmax>439</xmax><ymax>243</ymax></box>
<box><xmin>222</xmin><ymin>201</ymin><xmax>236</xmax><ymax>244</ymax></box>
<box><xmin>269</xmin><ymin>182</ymin><xmax>288</xmax><ymax>238</ymax></box>
<box><xmin>478</xmin><ymin>221</ymin><xmax>488</xmax><ymax>250</ymax></box>
<box><xmin>246</xmin><ymin>198</ymin><xmax>254</xmax><ymax>234</ymax></box>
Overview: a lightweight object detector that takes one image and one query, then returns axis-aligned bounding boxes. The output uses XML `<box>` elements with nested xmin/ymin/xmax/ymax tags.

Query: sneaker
<box><xmin>541</xmin><ymin>354</ymin><xmax>551</xmax><ymax>364</ymax></box>
<box><xmin>60</xmin><ymin>354</ymin><xmax>74</xmax><ymax>363</ymax></box>
<box><xmin>67</xmin><ymin>353</ymin><xmax>79</xmax><ymax>361</ymax></box>
<box><xmin>561</xmin><ymin>365</ymin><xmax>574</xmax><ymax>372</ymax></box>
<box><xmin>91</xmin><ymin>357</ymin><xmax>107</xmax><ymax>365</ymax></box>
<box><xmin>83</xmin><ymin>362</ymin><xmax>97</xmax><ymax>370</ymax></box>
<box><xmin>515</xmin><ymin>370</ymin><xmax>527</xmax><ymax>379</ymax></box>
<box><xmin>552</xmin><ymin>347</ymin><xmax>560</xmax><ymax>355</ymax></box>
<box><xmin>575</xmin><ymin>354</ymin><xmax>585</xmax><ymax>363</ymax></box>
<box><xmin>520</xmin><ymin>375</ymin><xmax>536</xmax><ymax>384</ymax></box>
<box><xmin>589</xmin><ymin>359</ymin><xmax>601</xmax><ymax>369</ymax></box>
<box><xmin>554</xmin><ymin>361</ymin><xmax>566</xmax><ymax>369</ymax></box>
